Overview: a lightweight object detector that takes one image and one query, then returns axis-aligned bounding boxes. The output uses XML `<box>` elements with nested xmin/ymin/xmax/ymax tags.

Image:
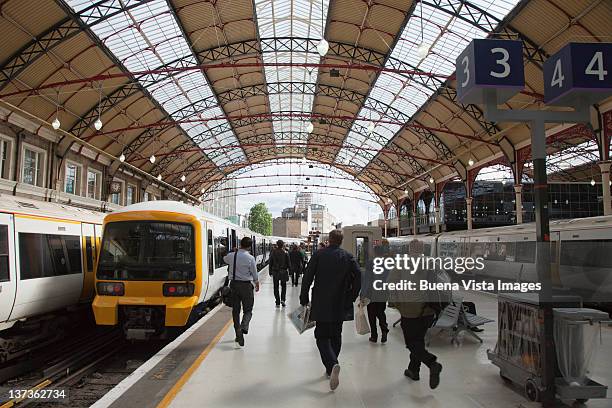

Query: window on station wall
<box><xmin>64</xmin><ymin>162</ymin><xmax>82</xmax><ymax>195</ymax></box>
<box><xmin>126</xmin><ymin>185</ymin><xmax>136</xmax><ymax>205</ymax></box>
<box><xmin>21</xmin><ymin>144</ymin><xmax>46</xmax><ymax>187</ymax></box>
<box><xmin>87</xmin><ymin>169</ymin><xmax>101</xmax><ymax>200</ymax></box>
<box><xmin>0</xmin><ymin>138</ymin><xmax>12</xmax><ymax>179</ymax></box>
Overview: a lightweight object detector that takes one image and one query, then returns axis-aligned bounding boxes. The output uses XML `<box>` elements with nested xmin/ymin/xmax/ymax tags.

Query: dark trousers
<box><xmin>400</xmin><ymin>315</ymin><xmax>437</xmax><ymax>372</ymax></box>
<box><xmin>290</xmin><ymin>270</ymin><xmax>300</xmax><ymax>286</ymax></box>
<box><xmin>366</xmin><ymin>302</ymin><xmax>388</xmax><ymax>337</ymax></box>
<box><xmin>272</xmin><ymin>275</ymin><xmax>287</xmax><ymax>304</ymax></box>
<box><xmin>230</xmin><ymin>281</ymin><xmax>254</xmax><ymax>335</ymax></box>
<box><xmin>314</xmin><ymin>321</ymin><xmax>343</xmax><ymax>374</ymax></box>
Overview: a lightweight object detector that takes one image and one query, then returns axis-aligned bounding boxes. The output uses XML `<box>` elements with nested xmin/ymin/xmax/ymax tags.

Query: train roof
<box><xmin>438</xmin><ymin>215</ymin><xmax>612</xmax><ymax>238</ymax></box>
<box><xmin>0</xmin><ymin>193</ymin><xmax>105</xmax><ymax>224</ymax></box>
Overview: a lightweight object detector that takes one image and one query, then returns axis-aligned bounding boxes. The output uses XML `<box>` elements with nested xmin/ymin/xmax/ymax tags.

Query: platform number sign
<box><xmin>544</xmin><ymin>43</ymin><xmax>612</xmax><ymax>106</ymax></box>
<box><xmin>456</xmin><ymin>39</ymin><xmax>525</xmax><ymax>105</ymax></box>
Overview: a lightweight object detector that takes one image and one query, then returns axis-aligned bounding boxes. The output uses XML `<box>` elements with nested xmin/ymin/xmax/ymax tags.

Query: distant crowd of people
<box><xmin>223</xmin><ymin>230</ymin><xmax>442</xmax><ymax>391</ymax></box>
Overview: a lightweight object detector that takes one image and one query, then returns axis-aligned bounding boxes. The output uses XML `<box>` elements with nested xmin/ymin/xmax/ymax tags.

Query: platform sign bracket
<box><xmin>455</xmin><ymin>38</ymin><xmax>612</xmax><ymax>408</ymax></box>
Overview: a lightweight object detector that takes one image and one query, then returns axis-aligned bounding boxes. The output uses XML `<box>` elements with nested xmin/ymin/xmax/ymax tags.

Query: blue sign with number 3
<box><xmin>456</xmin><ymin>39</ymin><xmax>524</xmax><ymax>105</ymax></box>
<box><xmin>544</xmin><ymin>43</ymin><xmax>612</xmax><ymax>106</ymax></box>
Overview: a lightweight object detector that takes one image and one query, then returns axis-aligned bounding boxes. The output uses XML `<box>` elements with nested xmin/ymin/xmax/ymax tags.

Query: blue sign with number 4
<box><xmin>544</xmin><ymin>43</ymin><xmax>612</xmax><ymax>106</ymax></box>
<box><xmin>456</xmin><ymin>39</ymin><xmax>524</xmax><ymax>105</ymax></box>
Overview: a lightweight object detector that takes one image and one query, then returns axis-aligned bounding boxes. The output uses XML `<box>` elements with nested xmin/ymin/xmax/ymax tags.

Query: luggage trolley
<box><xmin>487</xmin><ymin>293</ymin><xmax>610</xmax><ymax>403</ymax></box>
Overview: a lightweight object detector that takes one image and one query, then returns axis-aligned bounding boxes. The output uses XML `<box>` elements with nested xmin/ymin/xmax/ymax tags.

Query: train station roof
<box><xmin>0</xmin><ymin>0</ymin><xmax>610</xmax><ymax>207</ymax></box>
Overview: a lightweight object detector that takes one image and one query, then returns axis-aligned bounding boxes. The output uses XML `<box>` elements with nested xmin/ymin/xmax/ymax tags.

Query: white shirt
<box><xmin>224</xmin><ymin>249</ymin><xmax>258</xmax><ymax>282</ymax></box>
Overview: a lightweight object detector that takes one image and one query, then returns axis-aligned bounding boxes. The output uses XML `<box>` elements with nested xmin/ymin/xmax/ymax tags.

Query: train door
<box><xmin>79</xmin><ymin>223</ymin><xmax>97</xmax><ymax>301</ymax></box>
<box><xmin>354</xmin><ymin>236</ymin><xmax>369</xmax><ymax>271</ymax></box>
<box><xmin>231</xmin><ymin>229</ymin><xmax>237</xmax><ymax>251</ymax></box>
<box><xmin>0</xmin><ymin>213</ymin><xmax>16</xmax><ymax>323</ymax></box>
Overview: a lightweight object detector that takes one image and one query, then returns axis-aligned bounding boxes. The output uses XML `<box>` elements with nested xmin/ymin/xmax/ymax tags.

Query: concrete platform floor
<box><xmin>168</xmin><ymin>275</ymin><xmax>612</xmax><ymax>408</ymax></box>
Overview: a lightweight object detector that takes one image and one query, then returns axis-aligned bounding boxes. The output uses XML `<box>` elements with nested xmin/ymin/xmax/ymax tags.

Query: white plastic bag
<box><xmin>355</xmin><ymin>301</ymin><xmax>370</xmax><ymax>335</ymax></box>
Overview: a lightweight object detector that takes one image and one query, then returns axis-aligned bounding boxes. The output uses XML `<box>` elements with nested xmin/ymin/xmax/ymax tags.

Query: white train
<box><xmin>0</xmin><ymin>195</ymin><xmax>104</xmax><ymax>361</ymax></box>
<box><xmin>385</xmin><ymin>215</ymin><xmax>612</xmax><ymax>303</ymax></box>
<box><xmin>93</xmin><ymin>201</ymin><xmax>302</xmax><ymax>338</ymax></box>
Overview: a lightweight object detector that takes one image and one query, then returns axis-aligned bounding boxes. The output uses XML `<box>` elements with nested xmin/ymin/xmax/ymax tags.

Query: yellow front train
<box><xmin>92</xmin><ymin>201</ymin><xmax>274</xmax><ymax>338</ymax></box>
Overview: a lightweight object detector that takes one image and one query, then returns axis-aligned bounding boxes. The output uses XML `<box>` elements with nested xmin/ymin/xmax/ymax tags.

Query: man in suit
<box><xmin>269</xmin><ymin>240</ymin><xmax>290</xmax><ymax>307</ymax></box>
<box><xmin>300</xmin><ymin>229</ymin><xmax>361</xmax><ymax>391</ymax></box>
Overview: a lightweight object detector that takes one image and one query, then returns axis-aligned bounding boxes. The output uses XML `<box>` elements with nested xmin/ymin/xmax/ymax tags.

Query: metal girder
<box><xmin>164</xmin><ymin>0</ymin><xmax>247</xmax><ymax>163</ymax></box>
<box><xmin>0</xmin><ymin>0</ymin><xmax>157</xmax><ymax>91</ymax></box>
<box><xmin>421</xmin><ymin>0</ymin><xmax>548</xmax><ymax>65</ymax></box>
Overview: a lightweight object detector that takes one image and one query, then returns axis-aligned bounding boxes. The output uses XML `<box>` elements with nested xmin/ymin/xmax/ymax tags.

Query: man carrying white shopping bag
<box><xmin>300</xmin><ymin>229</ymin><xmax>361</xmax><ymax>391</ymax></box>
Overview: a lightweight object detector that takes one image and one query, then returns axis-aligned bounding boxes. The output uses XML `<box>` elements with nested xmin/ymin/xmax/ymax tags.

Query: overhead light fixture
<box><xmin>150</xmin><ymin>155</ymin><xmax>156</xmax><ymax>164</ymax></box>
<box><xmin>94</xmin><ymin>117</ymin><xmax>103</xmax><ymax>131</ymax></box>
<box><xmin>502</xmin><ymin>179</ymin><xmax>507</xmax><ymax>185</ymax></box>
<box><xmin>429</xmin><ymin>176</ymin><xmax>434</xmax><ymax>184</ymax></box>
<box><xmin>416</xmin><ymin>43</ymin><xmax>430</xmax><ymax>58</ymax></box>
<box><xmin>301</xmin><ymin>156</ymin><xmax>307</xmax><ymax>164</ymax></box>
<box><xmin>306</xmin><ymin>177</ymin><xmax>310</xmax><ymax>181</ymax></box>
<box><xmin>119</xmin><ymin>153</ymin><xmax>126</xmax><ymax>163</ymax></box>
<box><xmin>201</xmin><ymin>188</ymin><xmax>206</xmax><ymax>194</ymax></box>
<box><xmin>468</xmin><ymin>157</ymin><xmax>475</xmax><ymax>167</ymax></box>
<box><xmin>52</xmin><ymin>117</ymin><xmax>61</xmax><ymax>130</ymax></box>
<box><xmin>182</xmin><ymin>187</ymin><xmax>186</xmax><ymax>193</ymax></box>
<box><xmin>404</xmin><ymin>189</ymin><xmax>408</xmax><ymax>195</ymax></box>
<box><xmin>181</xmin><ymin>174</ymin><xmax>186</xmax><ymax>182</ymax></box>
<box><xmin>591</xmin><ymin>179</ymin><xmax>596</xmax><ymax>186</ymax></box>
<box><xmin>316</xmin><ymin>38</ymin><xmax>329</xmax><ymax>57</ymax></box>
<box><xmin>157</xmin><ymin>174</ymin><xmax>162</xmax><ymax>181</ymax></box>
<box><xmin>306</xmin><ymin>122</ymin><xmax>314</xmax><ymax>133</ymax></box>
<box><xmin>367</xmin><ymin>121</ymin><xmax>376</xmax><ymax>135</ymax></box>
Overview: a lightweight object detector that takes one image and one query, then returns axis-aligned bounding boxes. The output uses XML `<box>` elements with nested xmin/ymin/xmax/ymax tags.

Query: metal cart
<box><xmin>487</xmin><ymin>293</ymin><xmax>609</xmax><ymax>403</ymax></box>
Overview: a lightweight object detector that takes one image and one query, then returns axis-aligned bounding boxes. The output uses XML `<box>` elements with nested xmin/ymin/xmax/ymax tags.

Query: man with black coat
<box><xmin>269</xmin><ymin>240</ymin><xmax>290</xmax><ymax>307</ymax></box>
<box><xmin>300</xmin><ymin>229</ymin><xmax>361</xmax><ymax>391</ymax></box>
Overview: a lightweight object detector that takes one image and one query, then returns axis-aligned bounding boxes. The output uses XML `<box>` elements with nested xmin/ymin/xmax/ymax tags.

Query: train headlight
<box><xmin>97</xmin><ymin>282</ymin><xmax>125</xmax><ymax>296</ymax></box>
<box><xmin>163</xmin><ymin>283</ymin><xmax>195</xmax><ymax>297</ymax></box>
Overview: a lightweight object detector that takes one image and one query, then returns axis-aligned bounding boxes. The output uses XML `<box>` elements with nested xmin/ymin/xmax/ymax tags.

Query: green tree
<box><xmin>249</xmin><ymin>203</ymin><xmax>272</xmax><ymax>235</ymax></box>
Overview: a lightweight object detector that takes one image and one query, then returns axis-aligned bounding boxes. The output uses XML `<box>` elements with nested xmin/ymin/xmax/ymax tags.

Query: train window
<box><xmin>469</xmin><ymin>242</ymin><xmax>485</xmax><ymax>258</ymax></box>
<box><xmin>207</xmin><ymin>229</ymin><xmax>214</xmax><ymax>275</ymax></box>
<box><xmin>484</xmin><ymin>242</ymin><xmax>510</xmax><ymax>261</ymax></box>
<box><xmin>0</xmin><ymin>225</ymin><xmax>8</xmax><ymax>282</ymax></box>
<box><xmin>515</xmin><ymin>241</ymin><xmax>536</xmax><ymax>263</ymax></box>
<box><xmin>98</xmin><ymin>222</ymin><xmax>195</xmax><ymax>281</ymax></box>
<box><xmin>214</xmin><ymin>235</ymin><xmax>228</xmax><ymax>269</ymax></box>
<box><xmin>85</xmin><ymin>236</ymin><xmax>94</xmax><ymax>271</ymax></box>
<box><xmin>19</xmin><ymin>233</ymin><xmax>81</xmax><ymax>279</ymax></box>
<box><xmin>560</xmin><ymin>240</ymin><xmax>612</xmax><ymax>268</ymax></box>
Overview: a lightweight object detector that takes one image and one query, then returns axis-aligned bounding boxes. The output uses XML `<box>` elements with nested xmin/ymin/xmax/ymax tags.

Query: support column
<box><xmin>599</xmin><ymin>161</ymin><xmax>611</xmax><ymax>215</ymax></box>
<box><xmin>383</xmin><ymin>206</ymin><xmax>388</xmax><ymax>238</ymax></box>
<box><xmin>514</xmin><ymin>184</ymin><xmax>523</xmax><ymax>224</ymax></box>
<box><xmin>466</xmin><ymin>197</ymin><xmax>473</xmax><ymax>230</ymax></box>
<box><xmin>434</xmin><ymin>206</ymin><xmax>441</xmax><ymax>233</ymax></box>
<box><xmin>412</xmin><ymin>211</ymin><xmax>417</xmax><ymax>235</ymax></box>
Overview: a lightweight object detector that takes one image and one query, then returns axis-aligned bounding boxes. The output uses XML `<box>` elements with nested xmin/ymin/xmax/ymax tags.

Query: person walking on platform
<box><xmin>361</xmin><ymin>241</ymin><xmax>390</xmax><ymax>343</ymax></box>
<box><xmin>289</xmin><ymin>244</ymin><xmax>305</xmax><ymax>287</ymax></box>
<box><xmin>388</xmin><ymin>266</ymin><xmax>442</xmax><ymax>389</ymax></box>
<box><xmin>300</xmin><ymin>229</ymin><xmax>361</xmax><ymax>391</ymax></box>
<box><xmin>269</xmin><ymin>240</ymin><xmax>290</xmax><ymax>307</ymax></box>
<box><xmin>224</xmin><ymin>237</ymin><xmax>260</xmax><ymax>348</ymax></box>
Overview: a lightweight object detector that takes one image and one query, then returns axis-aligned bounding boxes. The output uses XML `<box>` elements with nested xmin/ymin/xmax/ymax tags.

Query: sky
<box><xmin>232</xmin><ymin>162</ymin><xmax>383</xmax><ymax>226</ymax></box>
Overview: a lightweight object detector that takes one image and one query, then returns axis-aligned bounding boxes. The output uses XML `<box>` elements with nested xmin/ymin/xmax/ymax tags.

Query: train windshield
<box><xmin>98</xmin><ymin>221</ymin><xmax>195</xmax><ymax>281</ymax></box>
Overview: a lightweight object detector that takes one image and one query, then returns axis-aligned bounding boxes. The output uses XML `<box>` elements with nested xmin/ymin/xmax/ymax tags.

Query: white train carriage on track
<box><xmin>0</xmin><ymin>195</ymin><xmax>104</xmax><ymax>361</ymax></box>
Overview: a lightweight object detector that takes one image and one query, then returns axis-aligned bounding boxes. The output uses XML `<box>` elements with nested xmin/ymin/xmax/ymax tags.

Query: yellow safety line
<box><xmin>0</xmin><ymin>379</ymin><xmax>52</xmax><ymax>408</ymax></box>
<box><xmin>156</xmin><ymin>318</ymin><xmax>232</xmax><ymax>408</ymax></box>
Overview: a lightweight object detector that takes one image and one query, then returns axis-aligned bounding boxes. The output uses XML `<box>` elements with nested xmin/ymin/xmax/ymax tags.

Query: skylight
<box><xmin>336</xmin><ymin>0</ymin><xmax>521</xmax><ymax>170</ymax></box>
<box><xmin>255</xmin><ymin>0</ymin><xmax>329</xmax><ymax>147</ymax></box>
<box><xmin>66</xmin><ymin>0</ymin><xmax>246</xmax><ymax>168</ymax></box>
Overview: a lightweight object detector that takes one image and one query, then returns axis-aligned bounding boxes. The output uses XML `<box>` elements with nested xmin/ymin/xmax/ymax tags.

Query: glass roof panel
<box><xmin>336</xmin><ymin>0</ymin><xmax>521</xmax><ymax>170</ymax></box>
<box><xmin>255</xmin><ymin>0</ymin><xmax>329</xmax><ymax>146</ymax></box>
<box><xmin>66</xmin><ymin>0</ymin><xmax>245</xmax><ymax>169</ymax></box>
